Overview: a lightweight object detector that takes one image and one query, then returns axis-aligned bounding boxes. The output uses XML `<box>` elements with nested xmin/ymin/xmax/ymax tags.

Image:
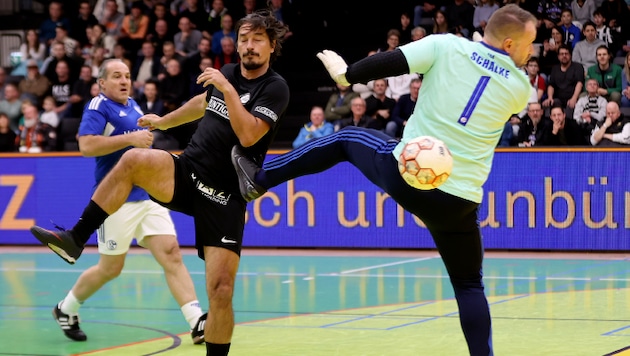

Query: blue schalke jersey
<box><xmin>78</xmin><ymin>93</ymin><xmax>149</xmax><ymax>202</ymax></box>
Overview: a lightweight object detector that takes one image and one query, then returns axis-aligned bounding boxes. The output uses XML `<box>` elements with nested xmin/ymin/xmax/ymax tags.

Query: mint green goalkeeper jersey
<box><xmin>392</xmin><ymin>34</ymin><xmax>531</xmax><ymax>203</ymax></box>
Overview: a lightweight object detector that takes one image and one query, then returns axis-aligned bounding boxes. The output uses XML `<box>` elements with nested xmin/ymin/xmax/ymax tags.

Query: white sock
<box><xmin>181</xmin><ymin>300</ymin><xmax>203</xmax><ymax>329</ymax></box>
<box><xmin>59</xmin><ymin>290</ymin><xmax>83</xmax><ymax>315</ymax></box>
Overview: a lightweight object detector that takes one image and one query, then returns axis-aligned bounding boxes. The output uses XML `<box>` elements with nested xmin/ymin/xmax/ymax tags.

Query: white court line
<box><xmin>0</xmin><ymin>267</ymin><xmax>618</xmax><ymax>282</ymax></box>
<box><xmin>339</xmin><ymin>257</ymin><xmax>437</xmax><ymax>275</ymax></box>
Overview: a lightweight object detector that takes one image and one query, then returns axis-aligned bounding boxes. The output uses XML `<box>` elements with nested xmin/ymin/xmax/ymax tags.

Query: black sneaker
<box><xmin>230</xmin><ymin>146</ymin><xmax>266</xmax><ymax>202</ymax></box>
<box><xmin>30</xmin><ymin>226</ymin><xmax>83</xmax><ymax>265</ymax></box>
<box><xmin>191</xmin><ymin>313</ymin><xmax>207</xmax><ymax>344</ymax></box>
<box><xmin>53</xmin><ymin>304</ymin><xmax>87</xmax><ymax>341</ymax></box>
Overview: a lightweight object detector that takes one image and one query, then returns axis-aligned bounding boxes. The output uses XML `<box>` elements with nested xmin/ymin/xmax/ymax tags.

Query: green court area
<box><xmin>1</xmin><ymin>249</ymin><xmax>629</xmax><ymax>355</ymax></box>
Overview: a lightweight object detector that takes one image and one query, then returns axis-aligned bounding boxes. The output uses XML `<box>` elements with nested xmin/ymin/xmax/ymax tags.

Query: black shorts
<box><xmin>152</xmin><ymin>154</ymin><xmax>246</xmax><ymax>259</ymax></box>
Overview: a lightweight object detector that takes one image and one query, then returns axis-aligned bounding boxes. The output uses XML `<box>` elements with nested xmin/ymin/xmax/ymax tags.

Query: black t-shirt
<box><xmin>182</xmin><ymin>63</ymin><xmax>289</xmax><ymax>194</ymax></box>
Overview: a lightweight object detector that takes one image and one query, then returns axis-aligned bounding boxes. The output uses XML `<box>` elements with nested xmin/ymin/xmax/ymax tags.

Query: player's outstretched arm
<box><xmin>138</xmin><ymin>92</ymin><xmax>207</xmax><ymax>130</ymax></box>
<box><xmin>317</xmin><ymin>49</ymin><xmax>410</xmax><ymax>86</ymax></box>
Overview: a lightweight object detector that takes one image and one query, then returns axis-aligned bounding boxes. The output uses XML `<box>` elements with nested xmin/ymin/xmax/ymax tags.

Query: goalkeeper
<box><xmin>232</xmin><ymin>5</ymin><xmax>536</xmax><ymax>355</ymax></box>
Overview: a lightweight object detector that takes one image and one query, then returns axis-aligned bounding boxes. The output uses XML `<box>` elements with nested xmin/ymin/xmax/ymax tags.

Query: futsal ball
<box><xmin>398</xmin><ymin>136</ymin><xmax>453</xmax><ymax>190</ymax></box>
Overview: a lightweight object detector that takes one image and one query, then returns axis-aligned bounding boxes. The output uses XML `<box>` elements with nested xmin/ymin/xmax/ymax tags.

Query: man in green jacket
<box><xmin>586</xmin><ymin>45</ymin><xmax>623</xmax><ymax>105</ymax></box>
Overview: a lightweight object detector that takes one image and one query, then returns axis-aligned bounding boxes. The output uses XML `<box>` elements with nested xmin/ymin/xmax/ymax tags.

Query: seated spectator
<box><xmin>544</xmin><ymin>45</ymin><xmax>585</xmax><ymax>109</ymax></box>
<box><xmin>547</xmin><ymin>105</ymin><xmax>572</xmax><ymax>145</ymax></box>
<box><xmin>112</xmin><ymin>43</ymin><xmax>133</xmax><ymax>72</ymax></box>
<box><xmin>54</xmin><ymin>22</ymin><xmax>80</xmax><ymax>59</ymax></box>
<box><xmin>40</xmin><ymin>96</ymin><xmax>60</xmax><ymax>129</ymax></box>
<box><xmin>473</xmin><ymin>0</ymin><xmax>499</xmax><ymax>36</ymax></box>
<box><xmin>498</xmin><ymin>113</ymin><xmax>521</xmax><ymax>147</ymax></box>
<box><xmin>69</xmin><ymin>65</ymin><xmax>96</xmax><ymax>118</ymax></box>
<box><xmin>174</xmin><ymin>16</ymin><xmax>203</xmax><ymax>57</ymax></box>
<box><xmin>386</xmin><ymin>72</ymin><xmax>420</xmax><ymax>101</ymax></box>
<box><xmin>42</xmin><ymin>41</ymin><xmax>81</xmax><ymax>84</ymax></box>
<box><xmin>158</xmin><ymin>41</ymin><xmax>184</xmax><ymax>81</ymax></box>
<box><xmin>572</xmin><ymin>21</ymin><xmax>606</xmax><ymax>72</ymax></box>
<box><xmin>397</xmin><ymin>12</ymin><xmax>413</xmax><ymax>45</ymax></box>
<box><xmin>93</xmin><ymin>0</ymin><xmax>125</xmax><ymax>24</ymax></box>
<box><xmin>334</xmin><ymin>96</ymin><xmax>372</xmax><ymax>132</ymax></box>
<box><xmin>445</xmin><ymin>0</ymin><xmax>475</xmax><ymax>38</ymax></box>
<box><xmin>71</xmin><ymin>1</ymin><xmax>98</xmax><ymax>48</ymax></box>
<box><xmin>132</xmin><ymin>41</ymin><xmax>161</xmax><ymax>98</ymax></box>
<box><xmin>205</xmin><ymin>0</ymin><xmax>229</xmax><ymax>38</ymax></box>
<box><xmin>159</xmin><ymin>58</ymin><xmax>189</xmax><ymax>114</ymax></box>
<box><xmin>0</xmin><ymin>83</ymin><xmax>23</xmax><ymax>133</ymax></box>
<box><xmin>571</xmin><ymin>0</ymin><xmax>595</xmax><ymax>26</ymax></box>
<box><xmin>39</xmin><ymin>1</ymin><xmax>71</xmax><ymax>47</ymax></box>
<box><xmin>622</xmin><ymin>52</ymin><xmax>630</xmax><ymax>108</ymax></box>
<box><xmin>211</xmin><ymin>13</ymin><xmax>236</xmax><ymax>56</ymax></box>
<box><xmin>324</xmin><ymin>83</ymin><xmax>359</xmax><ymax>123</ymax></box>
<box><xmin>90</xmin><ymin>23</ymin><xmax>116</xmax><ymax>58</ymax></box>
<box><xmin>191</xmin><ymin>57</ymin><xmax>214</xmax><ymax>96</ymax></box>
<box><xmin>178</xmin><ymin>0</ymin><xmax>208</xmax><ymax>32</ymax></box>
<box><xmin>586</xmin><ymin>45</ymin><xmax>623</xmax><ymax>104</ymax></box>
<box><xmin>590</xmin><ymin>101</ymin><xmax>630</xmax><ymax>146</ymax></box>
<box><xmin>138</xmin><ymin>79</ymin><xmax>165</xmax><ymax>116</ymax></box>
<box><xmin>149</xmin><ymin>19</ymin><xmax>175</xmax><ymax>58</ymax></box>
<box><xmin>575</xmin><ymin>78</ymin><xmax>608</xmax><ymax>124</ymax></box>
<box><xmin>118</xmin><ymin>1</ymin><xmax>150</xmax><ymax>62</ymax></box>
<box><xmin>16</xmin><ymin>102</ymin><xmax>57</xmax><ymax>153</ymax></box>
<box><xmin>89</xmin><ymin>82</ymin><xmax>100</xmax><ymax>98</ymax></box>
<box><xmin>20</xmin><ymin>29</ymin><xmax>47</xmax><ymax>63</ymax></box>
<box><xmin>50</xmin><ymin>60</ymin><xmax>73</xmax><ymax>119</ymax></box>
<box><xmin>183</xmin><ymin>37</ymin><xmax>214</xmax><ymax>80</ymax></box>
<box><xmin>559</xmin><ymin>9</ymin><xmax>581</xmax><ymax>50</ymax></box>
<box><xmin>365</xmin><ymin>78</ymin><xmax>396</xmax><ymax>136</ymax></box>
<box><xmin>526</xmin><ymin>57</ymin><xmax>546</xmax><ymax>102</ymax></box>
<box><xmin>0</xmin><ymin>112</ymin><xmax>17</xmax><ymax>151</ymax></box>
<box><xmin>99</xmin><ymin>0</ymin><xmax>124</xmax><ymax>39</ymax></box>
<box><xmin>538</xmin><ymin>0</ymin><xmax>571</xmax><ymax>27</ymax></box>
<box><xmin>292</xmin><ymin>106</ymin><xmax>334</xmax><ymax>149</ymax></box>
<box><xmin>391</xmin><ymin>77</ymin><xmax>422</xmax><ymax>139</ymax></box>
<box><xmin>593</xmin><ymin>10</ymin><xmax>620</xmax><ymax>55</ymax></box>
<box><xmin>573</xmin><ymin>78</ymin><xmax>607</xmax><ymax>143</ymax></box>
<box><xmin>539</xmin><ymin>26</ymin><xmax>564</xmax><ymax>75</ymax></box>
<box><xmin>516</xmin><ymin>102</ymin><xmax>555</xmax><ymax>147</ymax></box>
<box><xmin>149</xmin><ymin>3</ymin><xmax>177</xmax><ymax>41</ymax></box>
<box><xmin>18</xmin><ymin>60</ymin><xmax>51</xmax><ymax>106</ymax></box>
<box><xmin>213</xmin><ymin>36</ymin><xmax>239</xmax><ymax>70</ymax></box>
<box><xmin>410</xmin><ymin>26</ymin><xmax>427</xmax><ymax>41</ymax></box>
<box><xmin>432</xmin><ymin>10</ymin><xmax>449</xmax><ymax>35</ymax></box>
<box><xmin>379</xmin><ymin>29</ymin><xmax>401</xmax><ymax>53</ymax></box>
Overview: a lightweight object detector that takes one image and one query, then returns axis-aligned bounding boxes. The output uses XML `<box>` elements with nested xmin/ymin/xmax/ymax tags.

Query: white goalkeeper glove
<box><xmin>316</xmin><ymin>50</ymin><xmax>351</xmax><ymax>86</ymax></box>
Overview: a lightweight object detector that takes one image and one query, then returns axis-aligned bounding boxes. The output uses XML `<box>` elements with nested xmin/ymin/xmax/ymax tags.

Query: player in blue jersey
<box><xmin>30</xmin><ymin>11</ymin><xmax>290</xmax><ymax>355</ymax></box>
<box><xmin>44</xmin><ymin>59</ymin><xmax>206</xmax><ymax>344</ymax></box>
<box><xmin>231</xmin><ymin>5</ymin><xmax>536</xmax><ymax>355</ymax></box>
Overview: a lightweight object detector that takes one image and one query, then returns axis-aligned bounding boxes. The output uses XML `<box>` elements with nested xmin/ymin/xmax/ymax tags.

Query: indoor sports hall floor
<box><xmin>1</xmin><ymin>247</ymin><xmax>630</xmax><ymax>356</ymax></box>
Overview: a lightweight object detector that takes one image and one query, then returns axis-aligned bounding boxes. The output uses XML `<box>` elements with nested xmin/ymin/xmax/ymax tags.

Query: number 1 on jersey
<box><xmin>458</xmin><ymin>76</ymin><xmax>491</xmax><ymax>126</ymax></box>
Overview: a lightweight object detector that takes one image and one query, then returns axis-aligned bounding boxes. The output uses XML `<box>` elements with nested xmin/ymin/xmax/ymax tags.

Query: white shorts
<box><xmin>97</xmin><ymin>200</ymin><xmax>177</xmax><ymax>255</ymax></box>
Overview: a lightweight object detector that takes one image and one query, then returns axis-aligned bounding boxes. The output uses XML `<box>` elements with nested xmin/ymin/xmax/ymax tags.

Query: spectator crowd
<box><xmin>1</xmin><ymin>0</ymin><xmax>630</xmax><ymax>153</ymax></box>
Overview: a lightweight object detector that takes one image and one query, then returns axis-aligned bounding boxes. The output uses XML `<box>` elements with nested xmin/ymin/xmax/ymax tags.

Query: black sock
<box><xmin>71</xmin><ymin>200</ymin><xmax>109</xmax><ymax>245</ymax></box>
<box><xmin>206</xmin><ymin>342</ymin><xmax>231</xmax><ymax>356</ymax></box>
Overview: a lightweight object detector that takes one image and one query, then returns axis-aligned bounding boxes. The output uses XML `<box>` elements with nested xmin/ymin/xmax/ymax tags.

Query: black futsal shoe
<box><xmin>230</xmin><ymin>146</ymin><xmax>267</xmax><ymax>202</ymax></box>
<box><xmin>53</xmin><ymin>304</ymin><xmax>87</xmax><ymax>341</ymax></box>
<box><xmin>30</xmin><ymin>226</ymin><xmax>84</xmax><ymax>264</ymax></box>
<box><xmin>191</xmin><ymin>313</ymin><xmax>207</xmax><ymax>344</ymax></box>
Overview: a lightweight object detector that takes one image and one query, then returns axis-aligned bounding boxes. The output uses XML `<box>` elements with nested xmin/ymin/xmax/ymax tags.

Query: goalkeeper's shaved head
<box><xmin>484</xmin><ymin>4</ymin><xmax>537</xmax><ymax>67</ymax></box>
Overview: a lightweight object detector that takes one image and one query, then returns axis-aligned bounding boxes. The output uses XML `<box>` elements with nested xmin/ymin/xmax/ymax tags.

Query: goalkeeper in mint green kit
<box><xmin>232</xmin><ymin>5</ymin><xmax>536</xmax><ymax>355</ymax></box>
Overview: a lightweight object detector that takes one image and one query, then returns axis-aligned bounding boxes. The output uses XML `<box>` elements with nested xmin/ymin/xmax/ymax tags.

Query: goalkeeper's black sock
<box><xmin>255</xmin><ymin>169</ymin><xmax>269</xmax><ymax>189</ymax></box>
<box><xmin>206</xmin><ymin>342</ymin><xmax>231</xmax><ymax>356</ymax></box>
<box><xmin>72</xmin><ymin>200</ymin><xmax>109</xmax><ymax>245</ymax></box>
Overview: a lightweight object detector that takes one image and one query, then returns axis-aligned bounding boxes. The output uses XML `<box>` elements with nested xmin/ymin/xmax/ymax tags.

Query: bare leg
<box><xmin>146</xmin><ymin>234</ymin><xmax>199</xmax><ymax>306</ymax></box>
<box><xmin>92</xmin><ymin>148</ymin><xmax>176</xmax><ymax>214</ymax></box>
<box><xmin>71</xmin><ymin>254</ymin><xmax>126</xmax><ymax>301</ymax></box>
<box><xmin>203</xmin><ymin>246</ymin><xmax>240</xmax><ymax>343</ymax></box>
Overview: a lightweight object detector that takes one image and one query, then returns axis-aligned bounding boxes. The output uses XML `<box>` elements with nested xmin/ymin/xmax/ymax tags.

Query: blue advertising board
<box><xmin>1</xmin><ymin>150</ymin><xmax>629</xmax><ymax>250</ymax></box>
